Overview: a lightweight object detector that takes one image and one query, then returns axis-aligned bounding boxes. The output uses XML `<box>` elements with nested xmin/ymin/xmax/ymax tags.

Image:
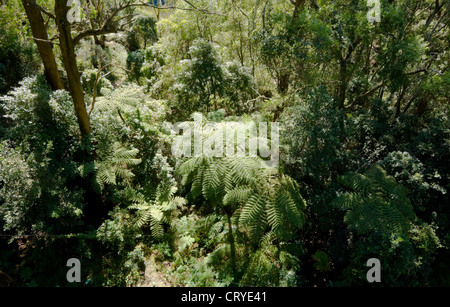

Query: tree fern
<box><xmin>78</xmin><ymin>142</ymin><xmax>141</xmax><ymax>193</ymax></box>
<box><xmin>223</xmin><ymin>186</ymin><xmax>253</xmax><ymax>207</ymax></box>
<box><xmin>334</xmin><ymin>164</ymin><xmax>416</xmax><ymax>235</ymax></box>
<box><xmin>207</xmin><ymin>229</ymin><xmax>301</xmax><ymax>287</ymax></box>
<box><xmin>177</xmin><ymin>155</ymin><xmax>306</xmax><ymax>242</ymax></box>
<box><xmin>129</xmin><ymin>185</ymin><xmax>186</xmax><ymax>240</ymax></box>
<box><xmin>176</xmin><ymin>115</ymin><xmax>306</xmax><ymax>283</ymax></box>
<box><xmin>239</xmin><ymin>194</ymin><xmax>268</xmax><ymax>241</ymax></box>
<box><xmin>93</xmin><ymin>84</ymin><xmax>145</xmax><ymax>115</ymax></box>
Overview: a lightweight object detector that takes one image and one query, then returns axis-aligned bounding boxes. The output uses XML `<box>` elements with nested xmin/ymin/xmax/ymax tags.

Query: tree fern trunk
<box><xmin>227</xmin><ymin>214</ymin><xmax>237</xmax><ymax>281</ymax></box>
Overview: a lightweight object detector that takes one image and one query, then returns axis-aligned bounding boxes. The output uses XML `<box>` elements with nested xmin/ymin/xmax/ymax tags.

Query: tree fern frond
<box><xmin>202</xmin><ymin>161</ymin><xmax>222</xmax><ymax>201</ymax></box>
<box><xmin>135</xmin><ymin>207</ymin><xmax>152</xmax><ymax>228</ymax></box>
<box><xmin>97</xmin><ymin>164</ymin><xmax>117</xmax><ymax>186</ymax></box>
<box><xmin>336</xmin><ymin>164</ymin><xmax>416</xmax><ymax>235</ymax></box>
<box><xmin>227</xmin><ymin>157</ymin><xmax>259</xmax><ymax>185</ymax></box>
<box><xmin>149</xmin><ymin>216</ymin><xmax>164</xmax><ymax>239</ymax></box>
<box><xmin>223</xmin><ymin>186</ymin><xmax>253</xmax><ymax>207</ymax></box>
<box><xmin>278</xmin><ymin>192</ymin><xmax>305</xmax><ymax>229</ymax></box>
<box><xmin>77</xmin><ymin>162</ymin><xmax>96</xmax><ymax>177</ymax></box>
<box><xmin>177</xmin><ymin>157</ymin><xmax>205</xmax><ymax>176</ymax></box>
<box><xmin>239</xmin><ymin>194</ymin><xmax>267</xmax><ymax>227</ymax></box>
<box><xmin>191</xmin><ymin>167</ymin><xmax>204</xmax><ymax>198</ymax></box>
<box><xmin>266</xmin><ymin>199</ymin><xmax>283</xmax><ymax>237</ymax></box>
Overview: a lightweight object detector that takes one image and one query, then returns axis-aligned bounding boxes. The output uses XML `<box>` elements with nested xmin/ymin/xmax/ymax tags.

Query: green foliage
<box><xmin>205</xmin><ymin>231</ymin><xmax>303</xmax><ymax>287</ymax></box>
<box><xmin>126</xmin><ymin>15</ymin><xmax>158</xmax><ymax>51</ymax></box>
<box><xmin>171</xmin><ymin>39</ymin><xmax>258</xmax><ymax>119</ymax></box>
<box><xmin>0</xmin><ymin>77</ymin><xmax>84</xmax><ymax>236</ymax></box>
<box><xmin>0</xmin><ymin>141</ymin><xmax>38</xmax><ymax>234</ymax></box>
<box><xmin>128</xmin><ymin>185</ymin><xmax>186</xmax><ymax>240</ymax></box>
<box><xmin>0</xmin><ymin>1</ymin><xmax>38</xmax><ymax>94</ymax></box>
<box><xmin>222</xmin><ymin>61</ymin><xmax>258</xmax><ymax>114</ymax></box>
<box><xmin>81</xmin><ymin>68</ymin><xmax>114</xmax><ymax>96</ymax></box>
<box><xmin>141</xmin><ymin>46</ymin><xmax>166</xmax><ymax>89</ymax></box>
<box><xmin>342</xmin><ymin>223</ymin><xmax>441</xmax><ymax>287</ymax></box>
<box><xmin>312</xmin><ymin>251</ymin><xmax>332</xmax><ymax>273</ymax></box>
<box><xmin>126</xmin><ymin>50</ymin><xmax>145</xmax><ymax>84</ymax></box>
<box><xmin>0</xmin><ymin>0</ymin><xmax>449</xmax><ymax>287</ymax></box>
<box><xmin>174</xmin><ymin>39</ymin><xmax>225</xmax><ymax>115</ymax></box>
<box><xmin>282</xmin><ymin>86</ymin><xmax>347</xmax><ymax>187</ymax></box>
<box><xmin>177</xmin><ymin>155</ymin><xmax>306</xmax><ymax>242</ymax></box>
<box><xmin>334</xmin><ymin>164</ymin><xmax>416</xmax><ymax>235</ymax></box>
<box><xmin>380</xmin><ymin>151</ymin><xmax>442</xmax><ymax>213</ymax></box>
<box><xmin>78</xmin><ymin>142</ymin><xmax>141</xmax><ymax>194</ymax></box>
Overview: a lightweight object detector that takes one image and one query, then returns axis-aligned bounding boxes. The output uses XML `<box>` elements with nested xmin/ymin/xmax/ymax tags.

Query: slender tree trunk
<box><xmin>227</xmin><ymin>214</ymin><xmax>237</xmax><ymax>282</ymax></box>
<box><xmin>394</xmin><ymin>85</ymin><xmax>407</xmax><ymax>118</ymax></box>
<box><xmin>22</xmin><ymin>0</ymin><xmax>65</xmax><ymax>91</ymax></box>
<box><xmin>277</xmin><ymin>72</ymin><xmax>290</xmax><ymax>94</ymax></box>
<box><xmin>414</xmin><ymin>99</ymin><xmax>429</xmax><ymax>117</ymax></box>
<box><xmin>338</xmin><ymin>60</ymin><xmax>348</xmax><ymax>109</ymax></box>
<box><xmin>54</xmin><ymin>0</ymin><xmax>92</xmax><ymax>136</ymax></box>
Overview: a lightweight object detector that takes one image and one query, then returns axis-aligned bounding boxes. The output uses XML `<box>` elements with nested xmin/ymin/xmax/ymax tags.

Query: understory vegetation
<box><xmin>0</xmin><ymin>0</ymin><xmax>449</xmax><ymax>287</ymax></box>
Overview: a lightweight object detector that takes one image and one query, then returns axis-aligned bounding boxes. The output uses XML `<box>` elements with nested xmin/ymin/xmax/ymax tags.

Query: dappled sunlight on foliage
<box><xmin>0</xmin><ymin>0</ymin><xmax>449</xmax><ymax>287</ymax></box>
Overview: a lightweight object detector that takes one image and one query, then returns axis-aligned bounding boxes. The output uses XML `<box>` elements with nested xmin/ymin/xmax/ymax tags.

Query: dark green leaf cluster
<box><xmin>335</xmin><ymin>164</ymin><xmax>416</xmax><ymax>235</ymax></box>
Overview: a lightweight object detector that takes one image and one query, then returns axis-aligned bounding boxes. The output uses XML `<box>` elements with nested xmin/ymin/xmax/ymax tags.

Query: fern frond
<box><xmin>202</xmin><ymin>161</ymin><xmax>221</xmax><ymax>201</ymax></box>
<box><xmin>77</xmin><ymin>162</ymin><xmax>96</xmax><ymax>177</ymax></box>
<box><xmin>336</xmin><ymin>164</ymin><xmax>416</xmax><ymax>235</ymax></box>
<box><xmin>191</xmin><ymin>167</ymin><xmax>204</xmax><ymax>198</ymax></box>
<box><xmin>149</xmin><ymin>216</ymin><xmax>164</xmax><ymax>239</ymax></box>
<box><xmin>239</xmin><ymin>194</ymin><xmax>267</xmax><ymax>239</ymax></box>
<box><xmin>223</xmin><ymin>186</ymin><xmax>253</xmax><ymax>207</ymax></box>
<box><xmin>135</xmin><ymin>206</ymin><xmax>152</xmax><ymax>228</ymax></box>
<box><xmin>227</xmin><ymin>157</ymin><xmax>259</xmax><ymax>186</ymax></box>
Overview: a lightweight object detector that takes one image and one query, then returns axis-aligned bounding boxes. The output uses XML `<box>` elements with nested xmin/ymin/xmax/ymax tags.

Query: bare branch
<box><xmin>231</xmin><ymin>0</ymin><xmax>249</xmax><ymax>20</ymax></box>
<box><xmin>74</xmin><ymin>27</ymin><xmax>118</xmax><ymax>45</ymax></box>
<box><xmin>38</xmin><ymin>5</ymin><xmax>55</xmax><ymax>19</ymax></box>
<box><xmin>181</xmin><ymin>0</ymin><xmax>225</xmax><ymax>16</ymax></box>
<box><xmin>73</xmin><ymin>0</ymin><xmax>225</xmax><ymax>46</ymax></box>
<box><xmin>28</xmin><ymin>37</ymin><xmax>58</xmax><ymax>44</ymax></box>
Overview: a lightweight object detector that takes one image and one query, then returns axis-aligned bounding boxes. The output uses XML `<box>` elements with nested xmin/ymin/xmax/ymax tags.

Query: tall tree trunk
<box><xmin>277</xmin><ymin>72</ymin><xmax>290</xmax><ymax>94</ymax></box>
<box><xmin>55</xmin><ymin>0</ymin><xmax>92</xmax><ymax>136</ymax></box>
<box><xmin>22</xmin><ymin>0</ymin><xmax>64</xmax><ymax>91</ymax></box>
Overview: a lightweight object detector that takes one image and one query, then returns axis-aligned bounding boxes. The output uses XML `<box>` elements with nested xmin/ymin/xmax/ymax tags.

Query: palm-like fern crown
<box><xmin>127</xmin><ymin>184</ymin><xmax>186</xmax><ymax>240</ymax></box>
<box><xmin>78</xmin><ymin>141</ymin><xmax>142</xmax><ymax>193</ymax></box>
<box><xmin>177</xmin><ymin>155</ymin><xmax>306</xmax><ymax>242</ymax></box>
<box><xmin>334</xmin><ymin>164</ymin><xmax>416</xmax><ymax>235</ymax></box>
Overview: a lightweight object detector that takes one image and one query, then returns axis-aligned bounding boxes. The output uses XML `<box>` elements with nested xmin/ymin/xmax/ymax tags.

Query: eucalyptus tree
<box><xmin>21</xmin><ymin>0</ymin><xmax>223</xmax><ymax>136</ymax></box>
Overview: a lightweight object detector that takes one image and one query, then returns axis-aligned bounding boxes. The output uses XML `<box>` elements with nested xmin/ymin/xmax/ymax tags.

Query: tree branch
<box><xmin>73</xmin><ymin>27</ymin><xmax>118</xmax><ymax>45</ymax></box>
<box><xmin>38</xmin><ymin>5</ymin><xmax>55</xmax><ymax>19</ymax></box>
<box><xmin>181</xmin><ymin>0</ymin><xmax>225</xmax><ymax>16</ymax></box>
<box><xmin>73</xmin><ymin>0</ymin><xmax>225</xmax><ymax>46</ymax></box>
<box><xmin>345</xmin><ymin>82</ymin><xmax>385</xmax><ymax>110</ymax></box>
<box><xmin>88</xmin><ymin>64</ymin><xmax>112</xmax><ymax>117</ymax></box>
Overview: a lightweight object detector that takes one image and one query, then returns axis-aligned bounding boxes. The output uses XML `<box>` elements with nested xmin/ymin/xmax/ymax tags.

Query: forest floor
<box><xmin>136</xmin><ymin>252</ymin><xmax>172</xmax><ymax>287</ymax></box>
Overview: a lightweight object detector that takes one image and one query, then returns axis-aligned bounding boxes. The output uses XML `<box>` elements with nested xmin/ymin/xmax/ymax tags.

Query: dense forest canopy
<box><xmin>0</xmin><ymin>0</ymin><xmax>449</xmax><ymax>287</ymax></box>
